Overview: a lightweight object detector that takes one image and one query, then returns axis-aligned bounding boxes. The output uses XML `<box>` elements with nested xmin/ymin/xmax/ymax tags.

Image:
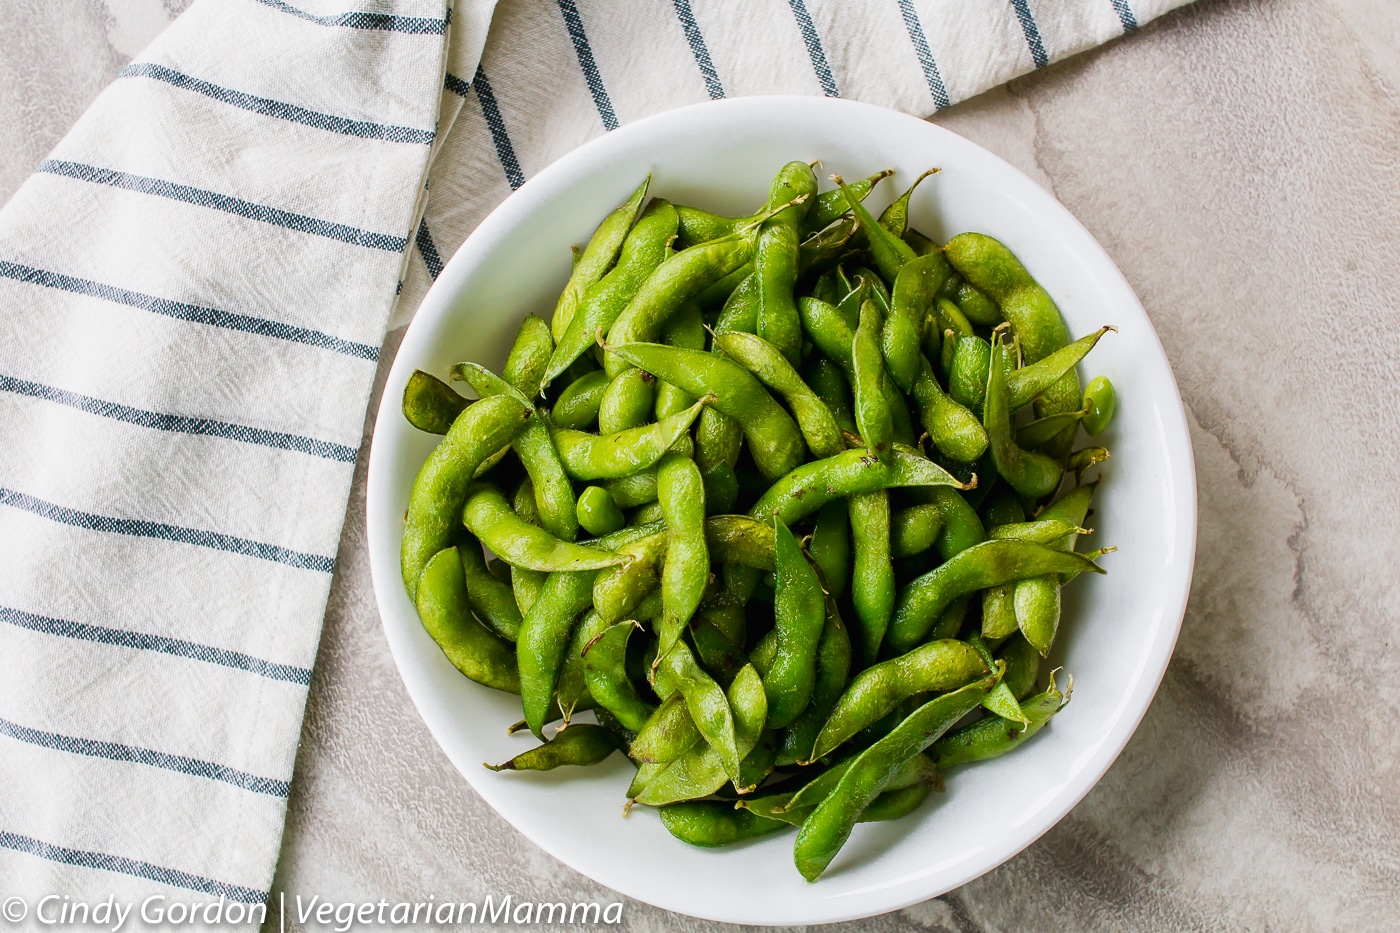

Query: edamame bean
<box><xmin>461</xmin><ymin>484</ymin><xmax>624</xmax><ymax>572</ymax></box>
<box><xmin>658</xmin><ymin>801</ymin><xmax>787</xmax><ymax>847</ymax></box>
<box><xmin>756</xmin><ymin>161</ymin><xmax>817</xmax><ymax>366</ymax></box>
<box><xmin>849</xmin><ymin>490</ymin><xmax>894</xmax><ymax>662</ymax></box>
<box><xmin>949</xmin><ymin>334</ymin><xmax>991</xmax><ymax>413</ymax></box>
<box><xmin>551</xmin><ymin>369</ymin><xmax>609</xmax><ymax>429</ymax></box>
<box><xmin>402</xmin><ymin>370</ymin><xmax>469</xmax><ymax>434</ymax></box>
<box><xmin>576</xmin><ymin>485</ymin><xmax>625</xmax><ymax>537</ymax></box>
<box><xmin>598</xmin><ymin>368</ymin><xmax>657</xmax><ymax>434</ymax></box>
<box><xmin>984</xmin><ymin>333</ymin><xmax>1064</xmax><ymax>500</ymax></box>
<box><xmin>932</xmin><ymin>672</ymin><xmax>1070</xmax><ymax>769</ymax></box>
<box><xmin>852</xmin><ymin>300</ymin><xmax>893</xmax><ymax>462</ymax></box>
<box><xmin>715</xmin><ymin>331</ymin><xmax>845</xmax><ymax>459</ymax></box>
<box><xmin>486</xmin><ymin>723</ymin><xmax>621</xmax><ymax>772</ymax></box>
<box><xmin>1082</xmin><ymin>375</ymin><xmax>1116</xmax><ymax>435</ymax></box>
<box><xmin>582</xmin><ymin>621</ymin><xmax>655</xmax><ymax>732</ymax></box>
<box><xmin>748</xmin><ymin>446</ymin><xmax>962</xmax><ymax>527</ymax></box>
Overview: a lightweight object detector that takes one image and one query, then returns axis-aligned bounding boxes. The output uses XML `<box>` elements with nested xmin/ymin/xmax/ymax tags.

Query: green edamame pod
<box><xmin>630</xmin><ymin>500</ymin><xmax>666</xmax><ymax>525</ymax></box>
<box><xmin>887</xmin><ymin>539</ymin><xmax>1104</xmax><ymax>654</ymax></box>
<box><xmin>486</xmin><ymin>723</ymin><xmax>621</xmax><ymax>772</ymax></box>
<box><xmin>503</xmin><ymin>314</ymin><xmax>553</xmax><ymax>399</ymax></box>
<box><xmin>836</xmin><ymin>275</ymin><xmax>868</xmax><ymax>330</ymax></box>
<box><xmin>763</xmin><ymin>519</ymin><xmax>826</xmax><ymax>729</ymax></box>
<box><xmin>922</xmin><ymin>485</ymin><xmax>985</xmax><ymax>559</ymax></box>
<box><xmin>803</xmin><ymin>168</ymin><xmax>891</xmax><ymax>234</ymax></box>
<box><xmin>607</xmin><ymin>342</ymin><xmax>804</xmax><ymax>482</ymax></box>
<box><xmin>1005</xmin><ymin>326</ymin><xmax>1113</xmax><ymax>410</ymax></box>
<box><xmin>592</xmin><ymin>530</ymin><xmax>665</xmax><ymax>623</ymax></box>
<box><xmin>804</xmin><ymin>356</ymin><xmax>856</xmax><ymax>434</ymax></box>
<box><xmin>968</xmin><ymin>634</ymin><xmax>1029</xmax><ymax>726</ymax></box>
<box><xmin>714</xmin><ymin>271</ymin><xmax>759</xmax><ymax>336</ymax></box>
<box><xmin>986</xmin><ymin>518</ymin><xmax>1084</xmax><ymax>545</ymax></box>
<box><xmin>603</xmin><ymin>468</ymin><xmax>658</xmax><ymax>508</ymax></box>
<box><xmin>984</xmin><ymin>333</ymin><xmax>1063</xmax><ymax>500</ymax></box>
<box><xmin>1082</xmin><ymin>375</ymin><xmax>1116</xmax><ymax>435</ymax></box>
<box><xmin>849</xmin><ymin>490</ymin><xmax>894</xmax><ymax>662</ymax></box>
<box><xmin>555</xmin><ymin>609</ymin><xmax>608</xmax><ymax>720</ymax></box>
<box><xmin>949</xmin><ymin>335</ymin><xmax>991</xmax><ymax>413</ymax></box>
<box><xmin>551</xmin><ymin>176</ymin><xmax>649</xmax><ymax>342</ymax></box>
<box><xmin>632</xmin><ymin>663</ymin><xmax>767</xmax><ymax>805</ymax></box>
<box><xmin>457</xmin><ymin>535</ymin><xmax>523</xmax><ymax>642</ymax></box>
<box><xmin>704</xmin><ymin>515</ymin><xmax>777</xmax><ymax>570</ymax></box>
<box><xmin>884</xmin><ymin>252</ymin><xmax>948</xmax><ymax>392</ymax></box>
<box><xmin>807</xmin><ymin>501</ymin><xmax>851</xmax><ymax>598</ymax></box>
<box><xmin>512</xmin><ymin>565</ymin><xmax>546</xmax><ymax>617</ymax></box>
<box><xmin>695</xmin><ymin>406</ymin><xmax>743</xmax><ymax>472</ymax></box>
<box><xmin>756</xmin><ymin>161</ymin><xmax>817</xmax><ymax>366</ymax></box>
<box><xmin>836</xmin><ymin>174</ymin><xmax>916</xmax><ymax>283</ymax></box>
<box><xmin>630</xmin><ymin>693</ymin><xmax>701</xmax><ymax>765</ymax></box>
<box><xmin>1015</xmin><ymin>483</ymin><xmax>1095</xmax><ymax>656</ymax></box>
<box><xmin>551</xmin><ymin>369</ymin><xmax>609</xmax><ymax>430</ymax></box>
<box><xmin>785</xmin><ymin>749</ymin><xmax>941</xmax><ymax>813</ymax></box>
<box><xmin>999</xmin><ymin>634</ymin><xmax>1042</xmax><ymax>700</ymax></box>
<box><xmin>904</xmin><ymin>227</ymin><xmax>939</xmax><ymax>255</ymax></box>
<box><xmin>877</xmin><ymin>167</ymin><xmax>938</xmax><ymax>238</ymax></box>
<box><xmin>657</xmin><ymin>454</ymin><xmax>710</xmax><ymax>656</ymax></box>
<box><xmin>793</xmin><ymin>675</ymin><xmax>995</xmax><ymax>880</ymax></box>
<box><xmin>605</xmin><ymin>233</ymin><xmax>755</xmax><ymax>377</ymax></box>
<box><xmin>461</xmin><ymin>485</ymin><xmax>623</xmax><ymax>572</ymax></box>
<box><xmin>851</xmin><ymin>300</ymin><xmax>893</xmax><ymax>462</ymax></box>
<box><xmin>402</xmin><ymin>370</ymin><xmax>469</xmax><ymax>434</ymax></box>
<box><xmin>810</xmin><ymin>639</ymin><xmax>989</xmax><ymax>761</ymax></box>
<box><xmin>797</xmin><ymin>214</ymin><xmax>858</xmax><ymax>273</ymax></box>
<box><xmin>702</xmin><ymin>464</ymin><xmax>739</xmax><ymax>514</ymax></box>
<box><xmin>980</xmin><ymin>584</ymin><xmax>1019</xmax><ymax>640</ymax></box>
<box><xmin>598</xmin><ymin>368</ymin><xmax>657</xmax><ymax>434</ymax></box>
<box><xmin>582</xmin><ymin>621</ymin><xmax>655</xmax><ymax>732</ymax></box>
<box><xmin>674</xmin><ymin>204</ymin><xmax>749</xmax><ymax>248</ymax></box>
<box><xmin>749</xmin><ymin>446</ymin><xmax>962</xmax><ymax>527</ymax></box>
<box><xmin>415</xmin><ymin>548</ymin><xmax>519</xmax><ymax>693</ymax></box>
<box><xmin>955</xmin><ymin>280</ymin><xmax>1002</xmax><ymax>327</ymax></box>
<box><xmin>889</xmin><ymin>503</ymin><xmax>944</xmax><ymax>559</ymax></box>
<box><xmin>775</xmin><ymin>596</ymin><xmax>852</xmax><ymax>766</ymax></box>
<box><xmin>658</xmin><ymin>801</ymin><xmax>788</xmax><ymax>847</ymax></box>
<box><xmin>545</xmin><ymin>198</ymin><xmax>678</xmax><ymax>385</ymax></box>
<box><xmin>696</xmin><ymin>262</ymin><xmax>750</xmax><ymax>307</ymax></box>
<box><xmin>402</xmin><ymin>394</ymin><xmax>532</xmax><ymax>596</ymax></box>
<box><xmin>551</xmin><ymin>395</ymin><xmax>710</xmax><ymax>481</ymax></box>
<box><xmin>715</xmin><ymin>331</ymin><xmax>845</xmax><ymax>459</ymax></box>
<box><xmin>1017</xmin><ymin>410</ymin><xmax>1087</xmax><ymax>450</ymax></box>
<box><xmin>452</xmin><ymin>362</ymin><xmax>579</xmax><ymax>541</ymax></box>
<box><xmin>575</xmin><ymin>485</ymin><xmax>625</xmax><ymax>537</ymax></box>
<box><xmin>911</xmin><ymin>356</ymin><xmax>988</xmax><ymax>463</ymax></box>
<box><xmin>1068</xmin><ymin>446</ymin><xmax>1111</xmax><ymax>482</ymax></box>
<box><xmin>945</xmin><ymin>232</ymin><xmax>1079</xmax><ymax>452</ymax></box>
<box><xmin>932</xmin><ymin>672</ymin><xmax>1070</xmax><ymax>769</ymax></box>
<box><xmin>652</xmin><ymin>640</ymin><xmax>741</xmax><ymax>782</ymax></box>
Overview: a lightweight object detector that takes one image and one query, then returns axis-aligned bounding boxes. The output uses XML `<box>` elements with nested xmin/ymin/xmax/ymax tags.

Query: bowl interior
<box><xmin>366</xmin><ymin>96</ymin><xmax>1195</xmax><ymax>926</ymax></box>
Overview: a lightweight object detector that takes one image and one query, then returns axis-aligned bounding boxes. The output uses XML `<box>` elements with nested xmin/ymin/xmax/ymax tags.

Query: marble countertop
<box><xmin>5</xmin><ymin>0</ymin><xmax>1397</xmax><ymax>929</ymax></box>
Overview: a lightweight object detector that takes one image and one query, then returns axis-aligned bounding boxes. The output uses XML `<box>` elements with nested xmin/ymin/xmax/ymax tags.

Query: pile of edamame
<box><xmin>399</xmin><ymin>162</ymin><xmax>1117</xmax><ymax>881</ymax></box>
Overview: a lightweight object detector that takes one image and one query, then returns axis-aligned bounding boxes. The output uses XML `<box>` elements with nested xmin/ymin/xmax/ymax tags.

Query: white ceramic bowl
<box><xmin>367</xmin><ymin>96</ymin><xmax>1196</xmax><ymax>926</ymax></box>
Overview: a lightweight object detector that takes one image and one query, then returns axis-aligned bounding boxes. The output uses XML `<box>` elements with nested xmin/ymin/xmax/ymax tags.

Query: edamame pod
<box><xmin>551</xmin><ymin>395</ymin><xmax>711</xmax><ymax>481</ymax></box>
<box><xmin>598</xmin><ymin>368</ymin><xmax>657</xmax><ymax>434</ymax></box>
<box><xmin>503</xmin><ymin>314</ymin><xmax>553</xmax><ymax>399</ymax></box>
<box><xmin>607</xmin><ymin>342</ymin><xmax>804</xmax><ymax>482</ymax></box>
<box><xmin>887</xmin><ymin>540</ymin><xmax>1104</xmax><ymax>654</ymax></box>
<box><xmin>756</xmin><ymin>161</ymin><xmax>817</xmax><ymax>366</ymax></box>
<box><xmin>461</xmin><ymin>485</ymin><xmax>623</xmax><ymax>572</ymax></box>
<box><xmin>485</xmin><ymin>723</ymin><xmax>621</xmax><ymax>772</ymax></box>
<box><xmin>836</xmin><ymin>174</ymin><xmax>916</xmax><ymax>283</ymax></box>
<box><xmin>876</xmin><ymin>167</ymin><xmax>938</xmax><ymax>238</ymax></box>
<box><xmin>659</xmin><ymin>801</ymin><xmax>788</xmax><ymax>847</ymax></box>
<box><xmin>416</xmin><ymin>548</ymin><xmax>520</xmax><ymax>693</ymax></box>
<box><xmin>657</xmin><ymin>454</ymin><xmax>710</xmax><ymax>656</ymax></box>
<box><xmin>884</xmin><ymin>252</ymin><xmax>948</xmax><ymax>392</ymax></box>
<box><xmin>932</xmin><ymin>672</ymin><xmax>1071</xmax><ymax>769</ymax></box>
<box><xmin>582</xmin><ymin>621</ymin><xmax>655</xmax><ymax>732</ymax></box>
<box><xmin>715</xmin><ymin>331</ymin><xmax>845</xmax><ymax>459</ymax></box>
<box><xmin>851</xmin><ymin>300</ymin><xmax>893</xmax><ymax>462</ymax></box>
<box><xmin>984</xmin><ymin>333</ymin><xmax>1063</xmax><ymax>500</ymax></box>
<box><xmin>402</xmin><ymin>370</ymin><xmax>469</xmax><ymax>434</ymax></box>
<box><xmin>551</xmin><ymin>369</ymin><xmax>610</xmax><ymax>429</ymax></box>
<box><xmin>763</xmin><ymin>519</ymin><xmax>826</xmax><ymax>729</ymax></box>
<box><xmin>806</xmin><ymin>501</ymin><xmax>851</xmax><ymax>598</ymax></box>
<box><xmin>457</xmin><ymin>534</ymin><xmax>523</xmax><ymax>642</ymax></box>
<box><xmin>748</xmin><ymin>446</ymin><xmax>963</xmax><ymax>527</ymax></box>
<box><xmin>849</xmin><ymin>490</ymin><xmax>894</xmax><ymax>662</ymax></box>
<box><xmin>551</xmin><ymin>176</ymin><xmax>649</xmax><ymax>342</ymax></box>
<box><xmin>402</xmin><ymin>394</ymin><xmax>531</xmax><ymax>596</ymax></box>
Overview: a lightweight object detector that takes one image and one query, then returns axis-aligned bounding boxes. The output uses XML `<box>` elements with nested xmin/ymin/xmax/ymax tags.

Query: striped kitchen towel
<box><xmin>0</xmin><ymin>0</ymin><xmax>1190</xmax><ymax>912</ymax></box>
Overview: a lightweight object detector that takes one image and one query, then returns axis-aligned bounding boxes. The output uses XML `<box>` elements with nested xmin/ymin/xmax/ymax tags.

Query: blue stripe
<box><xmin>37</xmin><ymin>159</ymin><xmax>408</xmax><ymax>253</ymax></box>
<box><xmin>0</xmin><ymin>373</ymin><xmax>358</xmax><ymax>463</ymax></box>
<box><xmin>672</xmin><ymin>0</ymin><xmax>724</xmax><ymax>100</ymax></box>
<box><xmin>0</xmin><ymin>260</ymin><xmax>379</xmax><ymax>361</ymax></box>
<box><xmin>0</xmin><ymin>605</ymin><xmax>312</xmax><ymax>685</ymax></box>
<box><xmin>251</xmin><ymin>0</ymin><xmax>447</xmax><ymax>34</ymax></box>
<box><xmin>0</xmin><ymin>487</ymin><xmax>335</xmax><ymax>573</ymax></box>
<box><xmin>120</xmin><ymin>62</ymin><xmax>434</xmax><ymax>145</ymax></box>
<box><xmin>1011</xmin><ymin>0</ymin><xmax>1050</xmax><ymax>68</ymax></box>
<box><xmin>555</xmin><ymin>0</ymin><xmax>620</xmax><ymax>130</ymax></box>
<box><xmin>466</xmin><ymin>67</ymin><xmax>526</xmax><ymax>191</ymax></box>
<box><xmin>786</xmin><ymin>0</ymin><xmax>840</xmax><ymax>97</ymax></box>
<box><xmin>1110</xmin><ymin>0</ymin><xmax>1139</xmax><ymax>31</ymax></box>
<box><xmin>0</xmin><ymin>830</ymin><xmax>267</xmax><ymax>904</ymax></box>
<box><xmin>0</xmin><ymin>717</ymin><xmax>289</xmax><ymax>798</ymax></box>
<box><xmin>444</xmin><ymin>71</ymin><xmax>472</xmax><ymax>98</ymax></box>
<box><xmin>897</xmin><ymin>0</ymin><xmax>950</xmax><ymax>110</ymax></box>
<box><xmin>415</xmin><ymin>219</ymin><xmax>444</xmax><ymax>281</ymax></box>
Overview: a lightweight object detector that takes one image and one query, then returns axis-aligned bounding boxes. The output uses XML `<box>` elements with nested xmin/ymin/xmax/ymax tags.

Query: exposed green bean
<box><xmin>603</xmin><ymin>468</ymin><xmax>658</xmax><ymax>508</ymax></box>
<box><xmin>1082</xmin><ymin>375</ymin><xmax>1116</xmax><ymax>435</ymax></box>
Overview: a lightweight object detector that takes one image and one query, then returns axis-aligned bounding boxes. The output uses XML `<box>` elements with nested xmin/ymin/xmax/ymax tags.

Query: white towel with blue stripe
<box><xmin>0</xmin><ymin>0</ymin><xmax>1191</xmax><ymax>909</ymax></box>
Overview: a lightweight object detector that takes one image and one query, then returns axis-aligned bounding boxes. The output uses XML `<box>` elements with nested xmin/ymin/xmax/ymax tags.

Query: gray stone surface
<box><xmin>4</xmin><ymin>0</ymin><xmax>1398</xmax><ymax>929</ymax></box>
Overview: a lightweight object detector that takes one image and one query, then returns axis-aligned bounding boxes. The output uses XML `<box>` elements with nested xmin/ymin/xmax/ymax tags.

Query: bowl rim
<box><xmin>366</xmin><ymin>94</ymin><xmax>1197</xmax><ymax>926</ymax></box>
